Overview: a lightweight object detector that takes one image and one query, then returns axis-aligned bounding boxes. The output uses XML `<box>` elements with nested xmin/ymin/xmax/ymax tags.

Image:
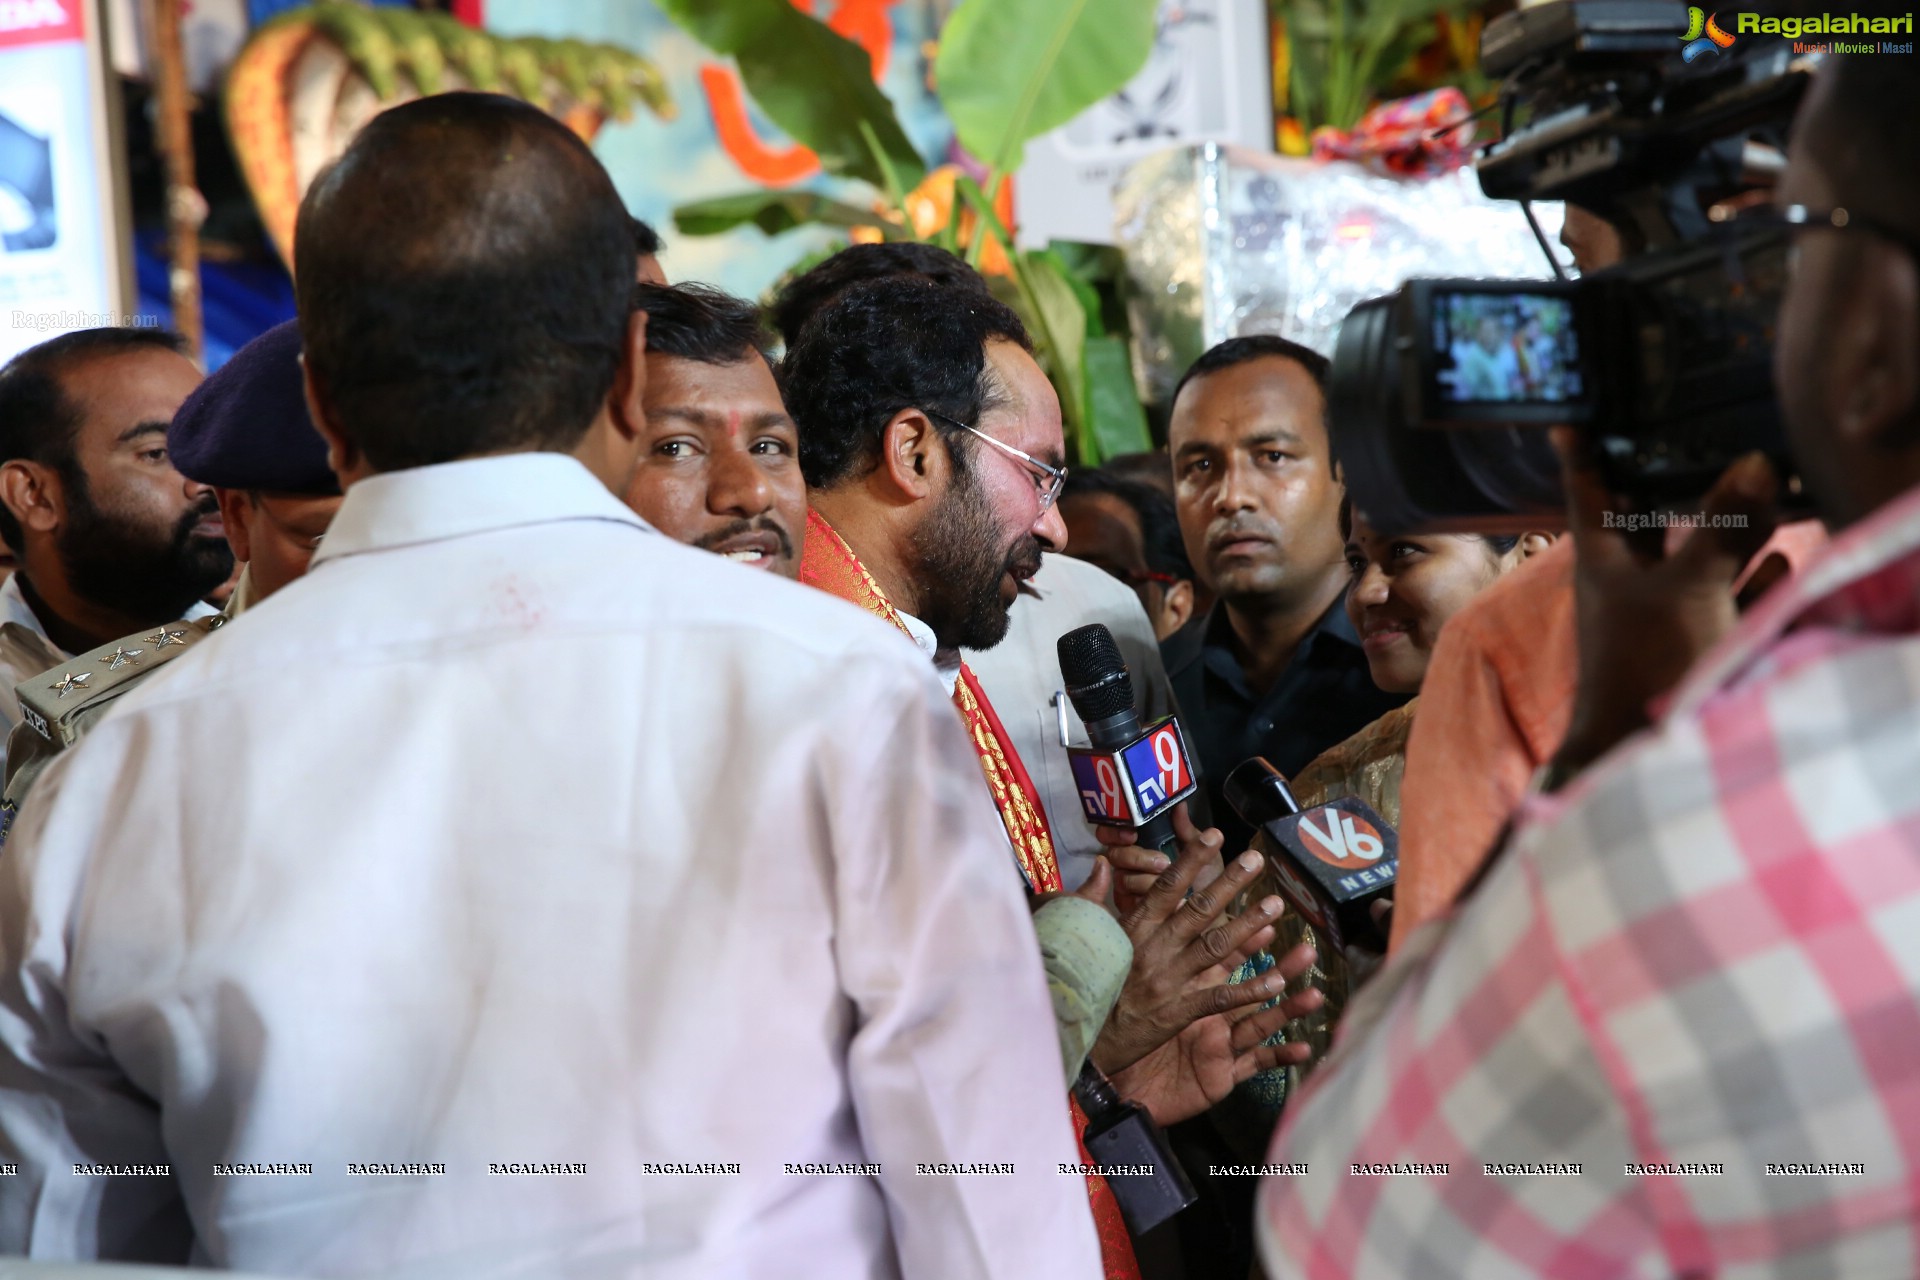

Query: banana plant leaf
<box><xmin>1018</xmin><ymin>249</ymin><xmax>1094</xmax><ymax>462</ymax></box>
<box><xmin>934</xmin><ymin>0</ymin><xmax>1160</xmax><ymax>174</ymax></box>
<box><xmin>1084</xmin><ymin>334</ymin><xmax>1152</xmax><ymax>461</ymax></box>
<box><xmin>673</xmin><ymin>191</ymin><xmax>901</xmax><ymax>239</ymax></box>
<box><xmin>654</xmin><ymin>0</ymin><xmax>925</xmax><ymax>193</ymax></box>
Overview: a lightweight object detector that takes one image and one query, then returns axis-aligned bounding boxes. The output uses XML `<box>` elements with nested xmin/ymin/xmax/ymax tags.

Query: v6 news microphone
<box><xmin>1223</xmin><ymin>757</ymin><xmax>1398</xmax><ymax>953</ymax></box>
<box><xmin>1056</xmin><ymin>624</ymin><xmax>1197</xmax><ymax>858</ymax></box>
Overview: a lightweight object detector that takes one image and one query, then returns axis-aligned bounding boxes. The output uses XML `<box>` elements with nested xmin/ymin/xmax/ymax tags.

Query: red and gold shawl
<box><xmin>799</xmin><ymin>508</ymin><xmax>1141</xmax><ymax>1280</ymax></box>
<box><xmin>800</xmin><ymin>509</ymin><xmax>1063</xmax><ymax>889</ymax></box>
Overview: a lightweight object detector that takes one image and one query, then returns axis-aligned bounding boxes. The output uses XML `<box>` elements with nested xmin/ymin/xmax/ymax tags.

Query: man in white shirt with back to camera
<box><xmin>0</xmin><ymin>92</ymin><xmax>1101</xmax><ymax>1280</ymax></box>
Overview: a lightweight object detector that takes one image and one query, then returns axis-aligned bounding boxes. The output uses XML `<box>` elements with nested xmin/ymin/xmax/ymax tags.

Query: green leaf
<box><xmin>672</xmin><ymin>191</ymin><xmax>897</xmax><ymax>239</ymax></box>
<box><xmin>1016</xmin><ymin>250</ymin><xmax>1094</xmax><ymax>462</ymax></box>
<box><xmin>1053</xmin><ymin>253</ymin><xmax>1104</xmax><ymax>339</ymax></box>
<box><xmin>952</xmin><ymin>172</ymin><xmax>1013</xmax><ymax>271</ymax></box>
<box><xmin>1049</xmin><ymin>240</ymin><xmax>1127</xmax><ymax>288</ymax></box>
<box><xmin>935</xmin><ymin>0</ymin><xmax>1159</xmax><ymax>174</ymax></box>
<box><xmin>655</xmin><ymin>0</ymin><xmax>924</xmax><ymax>191</ymax></box>
<box><xmin>1084</xmin><ymin>334</ymin><xmax>1151</xmax><ymax>462</ymax></box>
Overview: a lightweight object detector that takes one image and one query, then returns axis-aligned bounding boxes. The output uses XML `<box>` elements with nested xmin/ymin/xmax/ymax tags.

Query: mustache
<box><xmin>1005</xmin><ymin>534</ymin><xmax>1042</xmax><ymax>578</ymax></box>
<box><xmin>173</xmin><ymin>493</ymin><xmax>220</xmax><ymax>545</ymax></box>
<box><xmin>693</xmin><ymin>516</ymin><xmax>794</xmax><ymax>560</ymax></box>
<box><xmin>1208</xmin><ymin>515</ymin><xmax>1280</xmax><ymax>544</ymax></box>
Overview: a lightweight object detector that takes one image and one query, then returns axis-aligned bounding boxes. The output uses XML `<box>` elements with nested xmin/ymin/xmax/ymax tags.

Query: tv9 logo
<box><xmin>1118</xmin><ymin>723</ymin><xmax>1193</xmax><ymax>821</ymax></box>
<box><xmin>1068</xmin><ymin>720</ymin><xmax>1196</xmax><ymax>827</ymax></box>
<box><xmin>1295</xmin><ymin>806</ymin><xmax>1386</xmax><ymax>870</ymax></box>
<box><xmin>1070</xmin><ymin>752</ymin><xmax>1133</xmax><ymax>824</ymax></box>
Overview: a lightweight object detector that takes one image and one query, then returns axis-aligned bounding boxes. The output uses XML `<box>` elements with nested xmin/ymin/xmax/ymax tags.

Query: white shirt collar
<box><xmin>312</xmin><ymin>453</ymin><xmax>649</xmax><ymax>569</ymax></box>
<box><xmin>895</xmin><ymin>607</ymin><xmax>963</xmax><ymax>696</ymax></box>
<box><xmin>0</xmin><ymin>573</ymin><xmax>50</xmax><ymax>646</ymax></box>
<box><xmin>0</xmin><ymin>571</ymin><xmax>214</xmax><ymax>655</ymax></box>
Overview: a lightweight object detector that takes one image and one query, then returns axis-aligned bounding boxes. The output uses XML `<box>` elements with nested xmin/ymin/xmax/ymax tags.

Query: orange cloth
<box><xmin>797</xmin><ymin>509</ymin><xmax>1062</xmax><ymax>892</ymax></box>
<box><xmin>798</xmin><ymin>508</ymin><xmax>1141</xmax><ymax>1280</ymax></box>
<box><xmin>1391</xmin><ymin>521</ymin><xmax>1829</xmax><ymax>952</ymax></box>
<box><xmin>1391</xmin><ymin>539</ymin><xmax>1576</xmax><ymax>952</ymax></box>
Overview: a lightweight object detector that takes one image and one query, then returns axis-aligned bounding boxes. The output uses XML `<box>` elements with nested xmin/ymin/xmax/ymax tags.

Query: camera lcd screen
<box><xmin>1431</xmin><ymin>292</ymin><xmax>1584</xmax><ymax>404</ymax></box>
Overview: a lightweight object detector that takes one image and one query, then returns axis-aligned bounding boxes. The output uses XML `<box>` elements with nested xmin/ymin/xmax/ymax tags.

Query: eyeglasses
<box><xmin>925</xmin><ymin>408</ymin><xmax>1068</xmax><ymax>512</ymax></box>
<box><xmin>1710</xmin><ymin>203</ymin><xmax>1920</xmax><ymax>261</ymax></box>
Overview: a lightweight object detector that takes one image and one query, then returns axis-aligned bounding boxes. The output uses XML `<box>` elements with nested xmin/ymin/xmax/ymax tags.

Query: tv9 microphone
<box><xmin>1056</xmin><ymin>623</ymin><xmax>1197</xmax><ymax>859</ymax></box>
<box><xmin>1223</xmin><ymin>757</ymin><xmax>1398</xmax><ymax>953</ymax></box>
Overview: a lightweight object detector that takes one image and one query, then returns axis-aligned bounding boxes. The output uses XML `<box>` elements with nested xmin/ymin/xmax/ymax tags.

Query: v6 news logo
<box><xmin>1296</xmin><ymin>807</ymin><xmax>1386</xmax><ymax>869</ymax></box>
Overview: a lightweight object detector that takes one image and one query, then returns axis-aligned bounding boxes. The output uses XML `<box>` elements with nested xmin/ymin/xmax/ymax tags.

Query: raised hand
<box><xmin>1094</xmin><ymin>802</ymin><xmax>1224</xmax><ymax>917</ymax></box>
<box><xmin>1089</xmin><ymin>846</ymin><xmax>1303</xmax><ymax>1076</ymax></box>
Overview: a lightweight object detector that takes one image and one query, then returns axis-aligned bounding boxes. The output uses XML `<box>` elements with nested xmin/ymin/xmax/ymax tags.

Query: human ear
<box><xmin>216</xmin><ymin>488</ymin><xmax>255</xmax><ymax>563</ymax></box>
<box><xmin>0</xmin><ymin>460</ymin><xmax>61</xmax><ymax>540</ymax></box>
<box><xmin>875</xmin><ymin>408</ymin><xmax>941</xmax><ymax>502</ymax></box>
<box><xmin>1157</xmin><ymin>579</ymin><xmax>1195</xmax><ymax>640</ymax></box>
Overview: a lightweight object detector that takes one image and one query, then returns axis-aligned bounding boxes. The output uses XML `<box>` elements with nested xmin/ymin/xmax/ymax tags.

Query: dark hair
<box><xmin>780</xmin><ymin>275</ymin><xmax>1031</xmax><ymax>489</ymax></box>
<box><xmin>1338</xmin><ymin>497</ymin><xmax>1519</xmax><ymax>557</ymax></box>
<box><xmin>294</xmin><ymin>93</ymin><xmax>636</xmax><ymax>472</ymax></box>
<box><xmin>0</xmin><ymin>327</ymin><xmax>187</xmax><ymax>550</ymax></box>
<box><xmin>1099</xmin><ymin>449</ymin><xmax>1176</xmax><ymax>499</ymax></box>
<box><xmin>631</xmin><ymin>216</ymin><xmax>664</xmax><ymax>258</ymax></box>
<box><xmin>1174</xmin><ymin>334</ymin><xmax>1335</xmax><ymax>475</ymax></box>
<box><xmin>1172</xmin><ymin>334</ymin><xmax>1331</xmax><ymax>411</ymax></box>
<box><xmin>1061</xmin><ymin>469</ymin><xmax>1194</xmax><ymax>581</ymax></box>
<box><xmin>632</xmin><ymin>282</ymin><xmax>769</xmax><ymax>366</ymax></box>
<box><xmin>770</xmin><ymin>241</ymin><xmax>993</xmax><ymax>348</ymax></box>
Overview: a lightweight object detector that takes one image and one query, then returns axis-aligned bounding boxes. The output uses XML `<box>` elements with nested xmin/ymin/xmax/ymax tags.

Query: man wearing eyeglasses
<box><xmin>1259</xmin><ymin>52</ymin><xmax>1920</xmax><ymax>1279</ymax></box>
<box><xmin>782</xmin><ymin>275</ymin><xmax>1322</xmax><ymax>1280</ymax></box>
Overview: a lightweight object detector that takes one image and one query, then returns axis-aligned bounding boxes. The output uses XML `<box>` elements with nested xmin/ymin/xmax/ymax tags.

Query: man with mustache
<box><xmin>773</xmin><ymin>241</ymin><xmax>1184</xmax><ymax>894</ymax></box>
<box><xmin>0</xmin><ymin>328</ymin><xmax>230</xmax><ymax>771</ymax></box>
<box><xmin>2</xmin><ymin>319</ymin><xmax>343</xmax><ymax>815</ymax></box>
<box><xmin>1163</xmin><ymin>335</ymin><xmax>1409</xmax><ymax>855</ymax></box>
<box><xmin>782</xmin><ymin>277</ymin><xmax>1319</xmax><ymax>1280</ymax></box>
<box><xmin>624</xmin><ymin>282</ymin><xmax>802</xmax><ymax>577</ymax></box>
<box><xmin>0</xmin><ymin>94</ymin><xmax>1106</xmax><ymax>1278</ymax></box>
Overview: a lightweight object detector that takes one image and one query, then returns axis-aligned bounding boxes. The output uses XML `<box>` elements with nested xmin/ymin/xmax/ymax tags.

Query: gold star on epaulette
<box><xmin>146</xmin><ymin>627</ymin><xmax>187</xmax><ymax>649</ymax></box>
<box><xmin>98</xmin><ymin>646</ymin><xmax>143</xmax><ymax>671</ymax></box>
<box><xmin>51</xmin><ymin>672</ymin><xmax>91</xmax><ymax>698</ymax></box>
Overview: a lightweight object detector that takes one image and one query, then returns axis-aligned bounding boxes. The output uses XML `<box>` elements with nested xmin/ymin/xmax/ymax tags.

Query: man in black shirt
<box><xmin>1163</xmin><ymin>335</ymin><xmax>1409</xmax><ymax>853</ymax></box>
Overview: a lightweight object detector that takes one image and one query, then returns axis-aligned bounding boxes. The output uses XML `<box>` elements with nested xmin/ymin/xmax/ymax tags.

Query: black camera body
<box><xmin>1331</xmin><ymin>0</ymin><xmax>1813</xmax><ymax>534</ymax></box>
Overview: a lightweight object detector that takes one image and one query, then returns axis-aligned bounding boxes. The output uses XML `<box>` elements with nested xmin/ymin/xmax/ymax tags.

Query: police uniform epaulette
<box><xmin>0</xmin><ymin>616</ymin><xmax>227</xmax><ymax>838</ymax></box>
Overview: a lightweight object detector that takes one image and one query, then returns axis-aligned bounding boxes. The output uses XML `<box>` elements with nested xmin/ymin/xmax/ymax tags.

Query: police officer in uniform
<box><xmin>3</xmin><ymin>321</ymin><xmax>340</xmax><ymax>816</ymax></box>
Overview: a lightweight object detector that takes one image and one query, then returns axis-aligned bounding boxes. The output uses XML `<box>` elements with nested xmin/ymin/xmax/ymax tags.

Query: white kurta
<box><xmin>0</xmin><ymin>453</ymin><xmax>1101</xmax><ymax>1280</ymax></box>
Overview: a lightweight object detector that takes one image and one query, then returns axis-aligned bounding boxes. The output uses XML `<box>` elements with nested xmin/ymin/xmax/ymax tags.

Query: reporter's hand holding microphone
<box><xmin>1055</xmin><ymin>625</ymin><xmax>1320</xmax><ymax>1124</ymax></box>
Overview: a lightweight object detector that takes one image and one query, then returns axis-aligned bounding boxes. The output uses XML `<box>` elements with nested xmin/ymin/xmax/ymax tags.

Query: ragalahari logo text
<box><xmin>1690</xmin><ymin>9</ymin><xmax>1917</xmax><ymax>56</ymax></box>
<box><xmin>1681</xmin><ymin>7</ymin><xmax>1739</xmax><ymax>60</ymax></box>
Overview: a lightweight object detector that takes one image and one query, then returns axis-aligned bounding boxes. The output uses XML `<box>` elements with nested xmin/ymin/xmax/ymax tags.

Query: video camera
<box><xmin>1331</xmin><ymin>0</ymin><xmax>1815</xmax><ymax>534</ymax></box>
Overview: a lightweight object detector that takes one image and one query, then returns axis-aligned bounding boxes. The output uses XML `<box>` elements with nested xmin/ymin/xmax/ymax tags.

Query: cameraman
<box><xmin>1258</xmin><ymin>53</ymin><xmax>1920</xmax><ymax>1278</ymax></box>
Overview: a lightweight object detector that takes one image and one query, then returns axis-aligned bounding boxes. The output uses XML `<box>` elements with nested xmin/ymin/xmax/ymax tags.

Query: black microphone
<box><xmin>1073</xmin><ymin>1060</ymin><xmax>1198</xmax><ymax>1235</ymax></box>
<box><xmin>1056</xmin><ymin>624</ymin><xmax>1196</xmax><ymax>859</ymax></box>
<box><xmin>1223</xmin><ymin>758</ymin><xmax>1398</xmax><ymax>953</ymax></box>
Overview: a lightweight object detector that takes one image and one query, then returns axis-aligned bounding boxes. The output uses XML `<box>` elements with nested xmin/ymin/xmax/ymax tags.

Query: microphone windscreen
<box><xmin>1057</xmin><ymin>623</ymin><xmax>1135</xmax><ymax>722</ymax></box>
<box><xmin>1224</xmin><ymin>758</ymin><xmax>1301</xmax><ymax>826</ymax></box>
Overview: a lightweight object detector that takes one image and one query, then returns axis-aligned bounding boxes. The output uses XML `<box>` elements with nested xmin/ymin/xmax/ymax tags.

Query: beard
<box><xmin>57</xmin><ymin>477</ymin><xmax>235</xmax><ymax>623</ymax></box>
<box><xmin>910</xmin><ymin>461</ymin><xmax>1043</xmax><ymax>652</ymax></box>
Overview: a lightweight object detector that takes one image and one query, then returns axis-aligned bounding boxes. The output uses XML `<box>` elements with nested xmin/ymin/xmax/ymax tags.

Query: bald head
<box><xmin>295</xmin><ymin>93</ymin><xmax>636</xmax><ymax>472</ymax></box>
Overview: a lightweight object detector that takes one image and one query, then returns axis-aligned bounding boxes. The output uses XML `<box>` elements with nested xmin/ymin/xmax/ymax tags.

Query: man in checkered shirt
<box><xmin>1259</xmin><ymin>52</ymin><xmax>1920</xmax><ymax>1279</ymax></box>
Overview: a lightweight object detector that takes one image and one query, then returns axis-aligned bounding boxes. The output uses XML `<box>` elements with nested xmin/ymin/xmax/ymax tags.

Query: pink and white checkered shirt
<box><xmin>1258</xmin><ymin>484</ymin><xmax>1920</xmax><ymax>1280</ymax></box>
